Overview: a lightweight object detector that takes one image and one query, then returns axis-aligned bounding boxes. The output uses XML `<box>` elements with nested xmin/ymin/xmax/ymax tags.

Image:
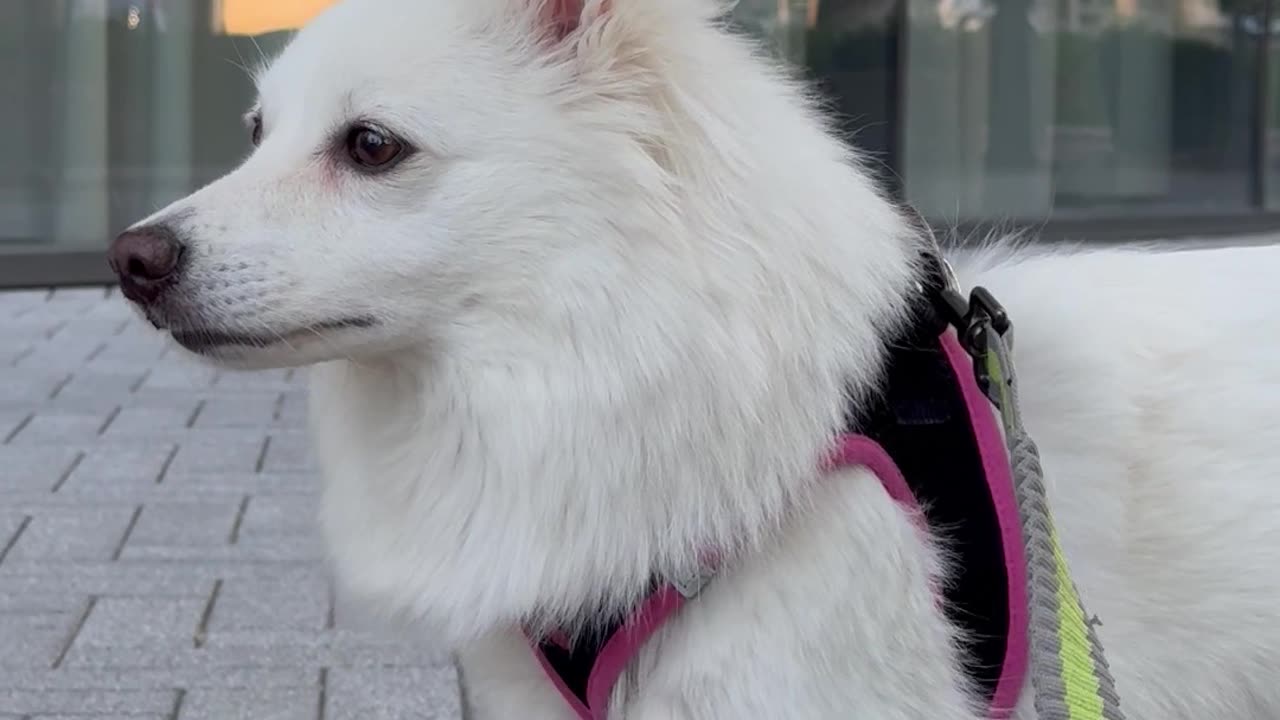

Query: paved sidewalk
<box><xmin>0</xmin><ymin>288</ymin><xmax>461</xmax><ymax>719</ymax></box>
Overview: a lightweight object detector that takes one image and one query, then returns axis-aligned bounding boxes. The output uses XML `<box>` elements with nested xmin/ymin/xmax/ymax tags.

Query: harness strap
<box><xmin>975</xmin><ymin>319</ymin><xmax>1126</xmax><ymax>720</ymax></box>
<box><xmin>530</xmin><ymin>586</ymin><xmax>688</xmax><ymax>718</ymax></box>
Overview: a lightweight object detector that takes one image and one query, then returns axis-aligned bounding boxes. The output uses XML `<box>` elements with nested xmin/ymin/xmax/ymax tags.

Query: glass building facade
<box><xmin>4</xmin><ymin>0</ymin><xmax>1278</xmax><ymax>287</ymax></box>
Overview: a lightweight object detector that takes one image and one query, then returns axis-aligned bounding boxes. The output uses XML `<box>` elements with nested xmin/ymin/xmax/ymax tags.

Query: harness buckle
<box><xmin>964</xmin><ymin>286</ymin><xmax>1011</xmax><ymax>351</ymax></box>
<box><xmin>934</xmin><ymin>284</ymin><xmax>1011</xmax><ymax>354</ymax></box>
<box><xmin>927</xmin><ymin>271</ymin><xmax>1013</xmax><ymax>402</ymax></box>
<box><xmin>670</xmin><ymin>561</ymin><xmax>719</xmax><ymax>600</ymax></box>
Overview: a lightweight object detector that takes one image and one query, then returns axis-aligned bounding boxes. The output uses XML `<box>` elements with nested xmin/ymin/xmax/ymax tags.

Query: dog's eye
<box><xmin>346</xmin><ymin>127</ymin><xmax>405</xmax><ymax>170</ymax></box>
<box><xmin>248</xmin><ymin>113</ymin><xmax>263</xmax><ymax>147</ymax></box>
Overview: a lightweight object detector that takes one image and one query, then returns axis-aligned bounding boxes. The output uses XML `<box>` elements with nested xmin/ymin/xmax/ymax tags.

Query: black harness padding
<box><xmin>849</xmin><ymin>298</ymin><xmax>1010</xmax><ymax>706</ymax></box>
<box><xmin>537</xmin><ymin>294</ymin><xmax>1010</xmax><ymax>709</ymax></box>
<box><xmin>537</xmin><ymin>626</ymin><xmax>612</xmax><ymax>706</ymax></box>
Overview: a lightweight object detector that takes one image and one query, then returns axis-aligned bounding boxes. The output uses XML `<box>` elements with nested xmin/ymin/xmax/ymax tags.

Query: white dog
<box><xmin>107</xmin><ymin>0</ymin><xmax>1280</xmax><ymax>717</ymax></box>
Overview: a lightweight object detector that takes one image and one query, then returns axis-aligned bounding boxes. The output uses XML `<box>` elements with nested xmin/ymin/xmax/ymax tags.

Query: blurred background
<box><xmin>3</xmin><ymin>0</ymin><xmax>1280</xmax><ymax>289</ymax></box>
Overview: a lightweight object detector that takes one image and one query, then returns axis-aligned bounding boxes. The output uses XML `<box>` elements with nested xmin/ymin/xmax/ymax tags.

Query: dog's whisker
<box><xmin>222</xmin><ymin>56</ymin><xmax>255</xmax><ymax>80</ymax></box>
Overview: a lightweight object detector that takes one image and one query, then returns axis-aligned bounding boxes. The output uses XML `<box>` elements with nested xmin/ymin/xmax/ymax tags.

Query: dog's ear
<box><xmin>537</xmin><ymin>0</ymin><xmax>612</xmax><ymax>43</ymax></box>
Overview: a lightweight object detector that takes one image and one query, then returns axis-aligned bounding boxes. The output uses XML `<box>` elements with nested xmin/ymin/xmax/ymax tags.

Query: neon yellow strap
<box><xmin>983</xmin><ymin>333</ymin><xmax>1125</xmax><ymax>720</ymax></box>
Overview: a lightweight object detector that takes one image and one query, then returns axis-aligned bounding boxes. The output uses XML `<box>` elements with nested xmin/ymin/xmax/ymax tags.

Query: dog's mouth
<box><xmin>169</xmin><ymin>317</ymin><xmax>377</xmax><ymax>354</ymax></box>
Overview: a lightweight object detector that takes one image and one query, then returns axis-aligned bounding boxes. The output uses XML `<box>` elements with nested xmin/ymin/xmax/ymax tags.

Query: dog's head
<box><xmin>108</xmin><ymin>0</ymin><xmax>717</xmax><ymax>368</ymax></box>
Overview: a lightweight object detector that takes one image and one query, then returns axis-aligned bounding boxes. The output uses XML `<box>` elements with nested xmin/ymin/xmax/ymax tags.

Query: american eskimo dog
<box><xmin>107</xmin><ymin>0</ymin><xmax>1280</xmax><ymax>717</ymax></box>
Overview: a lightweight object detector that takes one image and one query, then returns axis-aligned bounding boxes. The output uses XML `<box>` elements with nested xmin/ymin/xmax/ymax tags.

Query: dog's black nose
<box><xmin>108</xmin><ymin>224</ymin><xmax>185</xmax><ymax>304</ymax></box>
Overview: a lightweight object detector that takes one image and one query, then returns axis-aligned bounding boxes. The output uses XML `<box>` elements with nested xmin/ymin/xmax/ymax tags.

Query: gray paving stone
<box><xmin>14</xmin><ymin>337</ymin><xmax>107</xmax><ymax>371</ymax></box>
<box><xmin>0</xmin><ymin>488</ymin><xmax>244</xmax><ymax>511</ymax></box>
<box><xmin>39</xmin><ymin>315</ymin><xmax>113</xmax><ymax>339</ymax></box>
<box><xmin>180</xmin><ymin>686</ymin><xmax>320</xmax><ymax>720</ymax></box>
<box><xmin>42</xmin><ymin>391</ymin><xmax>131</xmax><ymax>415</ymax></box>
<box><xmin>0</xmin><ymin>410</ymin><xmax>31</xmax><ymax>441</ymax></box>
<box><xmin>328</xmin><ymin>666</ymin><xmax>462</xmax><ymax>720</ymax></box>
<box><xmin>195</xmin><ymin>393</ymin><xmax>281</xmax><ymax>428</ymax></box>
<box><xmin>55</xmin><ymin>371</ymin><xmax>149</xmax><ymax>403</ymax></box>
<box><xmin>0</xmin><ymin>317</ymin><xmax>63</xmax><ymax>343</ymax></box>
<box><xmin>0</xmin><ymin>591</ymin><xmax>85</xmax><ymax>615</ymax></box>
<box><xmin>260</xmin><ymin>432</ymin><xmax>318</xmax><ymax>473</ymax></box>
<box><xmin>50</xmin><ymin>639</ymin><xmax>441</xmax><ymax>672</ymax></box>
<box><xmin>48</xmin><ymin>287</ymin><xmax>110</xmax><ymax>304</ymax></box>
<box><xmin>89</xmin><ymin>338</ymin><xmax>170</xmax><ymax>373</ymax></box>
<box><xmin>0</xmin><ymin>667</ymin><xmax>315</xmax><ymax>691</ymax></box>
<box><xmin>139</xmin><ymin>363</ymin><xmax>219</xmax><ymax>390</ymax></box>
<box><xmin>209</xmin><ymin>574</ymin><xmax>331</xmax><ymax>632</ymax></box>
<box><xmin>156</xmin><ymin>471</ymin><xmax>316</xmax><ymax>495</ymax></box>
<box><xmin>66</xmin><ymin>301</ymin><xmax>132</xmax><ymax>325</ymax></box>
<box><xmin>0</xmin><ymin>368</ymin><xmax>68</xmax><ymax>408</ymax></box>
<box><xmin>113</xmin><ymin>317</ymin><xmax>163</xmax><ymax>339</ymax></box>
<box><xmin>0</xmin><ymin>445</ymin><xmax>82</xmax><ymax>493</ymax></box>
<box><xmin>277</xmin><ymin>390</ymin><xmax>309</xmax><ymax>425</ymax></box>
<box><xmin>236</xmin><ymin>494</ymin><xmax>321</xmax><ymax>542</ymax></box>
<box><xmin>0</xmin><ymin>689</ymin><xmax>177</xmax><ymax>714</ymax></box>
<box><xmin>7</xmin><ymin>410</ymin><xmax>109</xmax><ymax>445</ymax></box>
<box><xmin>124</xmin><ymin>388</ymin><xmax>212</xmax><ymax>411</ymax></box>
<box><xmin>0</xmin><ymin>341</ymin><xmax>33</xmax><ymax>366</ymax></box>
<box><xmin>0</xmin><ymin>512</ymin><xmax>29</xmax><ymax>554</ymax></box>
<box><xmin>0</xmin><ymin>290</ymin><xmax>460</xmax><ymax>717</ymax></box>
<box><xmin>63</xmin><ymin>595</ymin><xmax>208</xmax><ymax>667</ymax></box>
<box><xmin>104</xmin><ymin>403</ymin><xmax>201</xmax><ymax>437</ymax></box>
<box><xmin>2</xmin><ymin>557</ymin><xmax>294</xmax><ymax>585</ymax></box>
<box><xmin>33</xmin><ymin>313</ymin><xmax>108</xmax><ymax>334</ymax></box>
<box><xmin>14</xmin><ymin>312</ymin><xmax>74</xmax><ymax>331</ymax></box>
<box><xmin>121</xmin><ymin>499</ymin><xmax>242</xmax><ymax>552</ymax></box>
<box><xmin>0</xmin><ymin>288</ymin><xmax>51</xmax><ymax>310</ymax></box>
<box><xmin>215</xmin><ymin>368</ymin><xmax>295</xmax><ymax>391</ymax></box>
<box><xmin>58</xmin><ymin>442</ymin><xmax>177</xmax><ymax>493</ymax></box>
<box><xmin>32</xmin><ymin>715</ymin><xmax>166</xmax><ymax>720</ymax></box>
<box><xmin>120</xmin><ymin>539</ymin><xmax>324</xmax><ymax>563</ymax></box>
<box><xmin>6</xmin><ymin>506</ymin><xmax>136</xmax><ymax>561</ymax></box>
<box><xmin>199</xmin><ymin>633</ymin><xmax>449</xmax><ymax>668</ymax></box>
<box><xmin>0</xmin><ymin>612</ymin><xmax>78</xmax><ymax>668</ymax></box>
<box><xmin>168</xmin><ymin>432</ymin><xmax>268</xmax><ymax>476</ymax></box>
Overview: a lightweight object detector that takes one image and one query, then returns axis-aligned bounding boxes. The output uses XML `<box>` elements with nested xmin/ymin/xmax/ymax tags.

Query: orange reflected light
<box><xmin>213</xmin><ymin>0</ymin><xmax>338</xmax><ymax>35</ymax></box>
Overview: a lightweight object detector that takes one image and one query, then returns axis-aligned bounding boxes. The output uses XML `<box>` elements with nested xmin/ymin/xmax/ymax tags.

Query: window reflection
<box><xmin>0</xmin><ymin>1</ymin><xmax>337</xmax><ymax>254</ymax></box>
<box><xmin>734</xmin><ymin>0</ymin><xmax>902</xmax><ymax>187</ymax></box>
<box><xmin>1</xmin><ymin>0</ymin><xmax>1276</xmax><ymax>260</ymax></box>
<box><xmin>903</xmin><ymin>0</ymin><xmax>1261</xmax><ymax>220</ymax></box>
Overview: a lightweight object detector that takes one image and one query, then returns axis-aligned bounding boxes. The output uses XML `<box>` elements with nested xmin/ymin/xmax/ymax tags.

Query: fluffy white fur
<box><xmin>119</xmin><ymin>0</ymin><xmax>1280</xmax><ymax>717</ymax></box>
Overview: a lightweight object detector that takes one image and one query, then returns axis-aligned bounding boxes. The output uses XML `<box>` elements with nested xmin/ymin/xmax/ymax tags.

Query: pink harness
<box><xmin>528</xmin><ymin>329</ymin><xmax>1030</xmax><ymax>719</ymax></box>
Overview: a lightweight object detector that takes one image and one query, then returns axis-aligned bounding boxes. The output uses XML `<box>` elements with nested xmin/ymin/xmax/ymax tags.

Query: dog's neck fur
<box><xmin>308</xmin><ymin>0</ymin><xmax>929</xmax><ymax>646</ymax></box>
